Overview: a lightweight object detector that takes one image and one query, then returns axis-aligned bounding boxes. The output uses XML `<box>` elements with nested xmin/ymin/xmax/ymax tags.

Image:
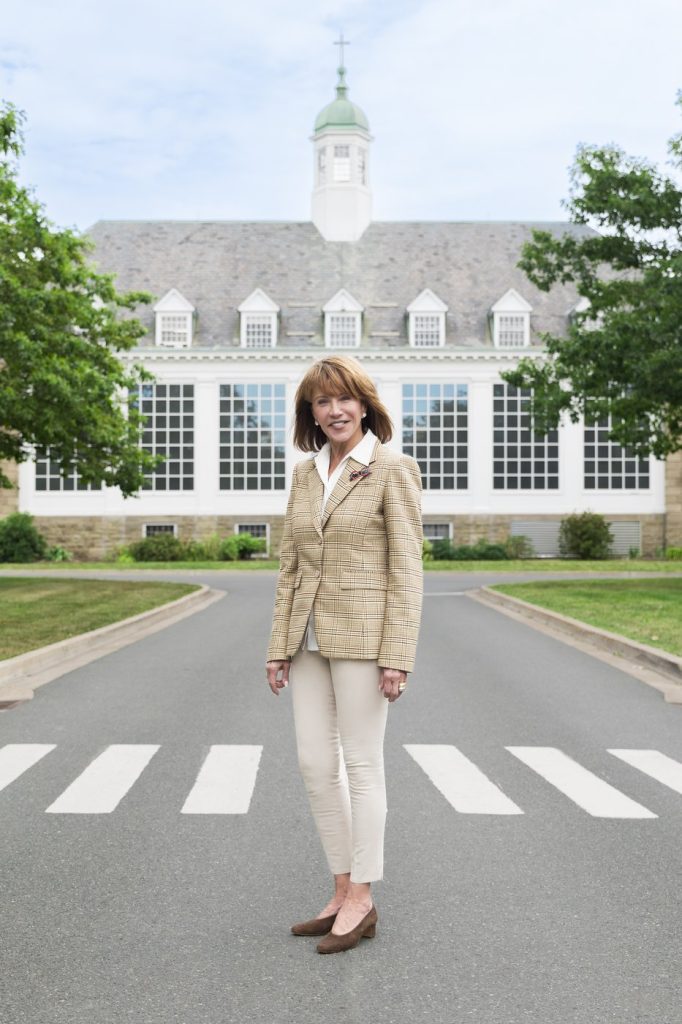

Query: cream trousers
<box><xmin>289</xmin><ymin>647</ymin><xmax>389</xmax><ymax>884</ymax></box>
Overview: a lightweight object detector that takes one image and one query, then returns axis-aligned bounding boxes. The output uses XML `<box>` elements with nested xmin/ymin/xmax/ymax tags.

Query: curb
<box><xmin>0</xmin><ymin>584</ymin><xmax>225</xmax><ymax>701</ymax></box>
<box><xmin>470</xmin><ymin>586</ymin><xmax>682</xmax><ymax>704</ymax></box>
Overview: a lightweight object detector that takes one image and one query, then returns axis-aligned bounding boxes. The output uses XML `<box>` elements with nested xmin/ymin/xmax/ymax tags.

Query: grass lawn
<box><xmin>1</xmin><ymin>558</ymin><xmax>680</xmax><ymax>573</ymax></box>
<box><xmin>0</xmin><ymin>578</ymin><xmax>199</xmax><ymax>660</ymax></box>
<box><xmin>491</xmin><ymin>578</ymin><xmax>682</xmax><ymax>657</ymax></box>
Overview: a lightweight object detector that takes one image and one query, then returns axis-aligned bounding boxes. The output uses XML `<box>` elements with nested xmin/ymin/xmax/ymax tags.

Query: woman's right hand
<box><xmin>266</xmin><ymin>659</ymin><xmax>290</xmax><ymax>696</ymax></box>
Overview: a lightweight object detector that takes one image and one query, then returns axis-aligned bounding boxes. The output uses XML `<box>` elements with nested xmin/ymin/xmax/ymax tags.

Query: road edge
<box><xmin>0</xmin><ymin>584</ymin><xmax>225</xmax><ymax>701</ymax></box>
<box><xmin>469</xmin><ymin>586</ymin><xmax>682</xmax><ymax>705</ymax></box>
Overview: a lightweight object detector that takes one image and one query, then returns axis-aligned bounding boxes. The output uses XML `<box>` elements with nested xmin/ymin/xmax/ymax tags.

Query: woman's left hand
<box><xmin>378</xmin><ymin>666</ymin><xmax>407</xmax><ymax>702</ymax></box>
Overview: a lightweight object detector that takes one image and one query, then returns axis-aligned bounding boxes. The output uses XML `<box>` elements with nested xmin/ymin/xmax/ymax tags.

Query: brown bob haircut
<box><xmin>293</xmin><ymin>354</ymin><xmax>393</xmax><ymax>452</ymax></box>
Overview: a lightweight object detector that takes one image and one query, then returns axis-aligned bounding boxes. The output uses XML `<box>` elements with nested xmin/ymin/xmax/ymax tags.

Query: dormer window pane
<box><xmin>327</xmin><ymin>313</ymin><xmax>359</xmax><ymax>348</ymax></box>
<box><xmin>159</xmin><ymin>314</ymin><xmax>191</xmax><ymax>348</ymax></box>
<box><xmin>498</xmin><ymin>315</ymin><xmax>526</xmax><ymax>348</ymax></box>
<box><xmin>413</xmin><ymin>314</ymin><xmax>442</xmax><ymax>347</ymax></box>
<box><xmin>333</xmin><ymin>145</ymin><xmax>351</xmax><ymax>181</ymax></box>
<box><xmin>244</xmin><ymin>315</ymin><xmax>274</xmax><ymax>348</ymax></box>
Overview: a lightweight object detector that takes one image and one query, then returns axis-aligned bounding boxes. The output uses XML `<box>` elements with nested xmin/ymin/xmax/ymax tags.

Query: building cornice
<box><xmin>122</xmin><ymin>347</ymin><xmax>548</xmax><ymax>364</ymax></box>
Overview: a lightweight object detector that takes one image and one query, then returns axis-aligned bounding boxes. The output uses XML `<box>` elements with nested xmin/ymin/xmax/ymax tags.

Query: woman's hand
<box><xmin>378</xmin><ymin>666</ymin><xmax>407</xmax><ymax>702</ymax></box>
<box><xmin>266</xmin><ymin>660</ymin><xmax>290</xmax><ymax>696</ymax></box>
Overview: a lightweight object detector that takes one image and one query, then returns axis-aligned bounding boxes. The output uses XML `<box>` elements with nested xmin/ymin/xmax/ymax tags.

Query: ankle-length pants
<box><xmin>289</xmin><ymin>647</ymin><xmax>389</xmax><ymax>883</ymax></box>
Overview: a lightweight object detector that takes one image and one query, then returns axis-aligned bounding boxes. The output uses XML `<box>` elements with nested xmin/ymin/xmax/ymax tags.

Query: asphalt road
<box><xmin>1</xmin><ymin>570</ymin><xmax>681</xmax><ymax>1024</ymax></box>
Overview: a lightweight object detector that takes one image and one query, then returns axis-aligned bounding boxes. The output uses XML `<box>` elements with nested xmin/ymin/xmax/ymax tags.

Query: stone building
<box><xmin>7</xmin><ymin>64</ymin><xmax>681</xmax><ymax>558</ymax></box>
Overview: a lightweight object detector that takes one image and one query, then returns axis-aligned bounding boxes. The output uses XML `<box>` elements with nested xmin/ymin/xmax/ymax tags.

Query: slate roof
<box><xmin>85</xmin><ymin>220</ymin><xmax>596</xmax><ymax>350</ymax></box>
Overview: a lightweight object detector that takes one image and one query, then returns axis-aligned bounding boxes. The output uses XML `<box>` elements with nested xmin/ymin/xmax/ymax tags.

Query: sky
<box><xmin>1</xmin><ymin>0</ymin><xmax>681</xmax><ymax>232</ymax></box>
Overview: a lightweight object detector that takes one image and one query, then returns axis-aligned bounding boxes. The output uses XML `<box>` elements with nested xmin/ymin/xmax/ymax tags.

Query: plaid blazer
<box><xmin>267</xmin><ymin>437</ymin><xmax>423</xmax><ymax>672</ymax></box>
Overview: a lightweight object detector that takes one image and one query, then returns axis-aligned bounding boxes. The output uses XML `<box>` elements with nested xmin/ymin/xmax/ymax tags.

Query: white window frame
<box><xmin>323</xmin><ymin>289</ymin><xmax>363</xmax><ymax>348</ymax></box>
<box><xmin>238</xmin><ymin>289</ymin><xmax>280</xmax><ymax>348</ymax></box>
<box><xmin>235</xmin><ymin>523</ymin><xmax>270</xmax><ymax>543</ymax></box>
<box><xmin>143</xmin><ymin>523</ymin><xmax>177</xmax><ymax>538</ymax></box>
<box><xmin>491</xmin><ymin>289</ymin><xmax>532</xmax><ymax>349</ymax></box>
<box><xmin>407</xmin><ymin>289</ymin><xmax>448</xmax><ymax>348</ymax></box>
<box><xmin>333</xmin><ymin>144</ymin><xmax>351</xmax><ymax>182</ymax></box>
<box><xmin>153</xmin><ymin>289</ymin><xmax>195</xmax><ymax>349</ymax></box>
<box><xmin>423</xmin><ymin>522</ymin><xmax>453</xmax><ymax>541</ymax></box>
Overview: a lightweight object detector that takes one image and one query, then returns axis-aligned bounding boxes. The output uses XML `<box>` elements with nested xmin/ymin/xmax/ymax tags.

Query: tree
<box><xmin>0</xmin><ymin>102</ymin><xmax>156</xmax><ymax>496</ymax></box>
<box><xmin>503</xmin><ymin>94</ymin><xmax>682</xmax><ymax>459</ymax></box>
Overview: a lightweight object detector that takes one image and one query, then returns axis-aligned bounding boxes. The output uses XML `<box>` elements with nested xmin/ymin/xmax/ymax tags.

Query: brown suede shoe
<box><xmin>316</xmin><ymin>905</ymin><xmax>377</xmax><ymax>954</ymax></box>
<box><xmin>290</xmin><ymin>912</ymin><xmax>338</xmax><ymax>936</ymax></box>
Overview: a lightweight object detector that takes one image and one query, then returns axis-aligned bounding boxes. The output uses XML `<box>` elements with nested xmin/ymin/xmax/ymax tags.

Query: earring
<box><xmin>362</xmin><ymin>413</ymin><xmax>366</xmax><ymax>418</ymax></box>
<box><xmin>314</xmin><ymin>420</ymin><xmax>318</xmax><ymax>426</ymax></box>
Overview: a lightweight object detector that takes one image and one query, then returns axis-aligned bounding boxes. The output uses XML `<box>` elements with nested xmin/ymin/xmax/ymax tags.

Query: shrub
<box><xmin>431</xmin><ymin>538</ymin><xmax>509</xmax><ymax>561</ymax></box>
<box><xmin>422</xmin><ymin>538</ymin><xmax>433</xmax><ymax>561</ymax></box>
<box><xmin>0</xmin><ymin>512</ymin><xmax>48</xmax><ymax>562</ymax></box>
<box><xmin>219</xmin><ymin>532</ymin><xmax>267</xmax><ymax>561</ymax></box>
<box><xmin>48</xmin><ymin>545</ymin><xmax>73</xmax><ymax>562</ymax></box>
<box><xmin>128</xmin><ymin>534</ymin><xmax>186</xmax><ymax>562</ymax></box>
<box><xmin>504</xmin><ymin>534</ymin><xmax>535</xmax><ymax>559</ymax></box>
<box><xmin>558</xmin><ymin>512</ymin><xmax>613</xmax><ymax>560</ymax></box>
<box><xmin>665</xmin><ymin>546</ymin><xmax>682</xmax><ymax>560</ymax></box>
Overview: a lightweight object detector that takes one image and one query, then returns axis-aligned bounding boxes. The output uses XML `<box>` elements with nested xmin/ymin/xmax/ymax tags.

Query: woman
<box><xmin>265</xmin><ymin>354</ymin><xmax>423</xmax><ymax>954</ymax></box>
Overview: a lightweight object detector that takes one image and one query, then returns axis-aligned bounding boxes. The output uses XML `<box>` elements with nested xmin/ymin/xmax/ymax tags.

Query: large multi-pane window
<box><xmin>402</xmin><ymin>383</ymin><xmax>468</xmax><ymax>490</ymax></box>
<box><xmin>584</xmin><ymin>415</ymin><xmax>650</xmax><ymax>490</ymax></box>
<box><xmin>135</xmin><ymin>383</ymin><xmax>195</xmax><ymax>491</ymax></box>
<box><xmin>34</xmin><ymin>450</ymin><xmax>102</xmax><ymax>492</ymax></box>
<box><xmin>219</xmin><ymin>383</ymin><xmax>286</xmax><ymax>491</ymax></box>
<box><xmin>493</xmin><ymin>383</ymin><xmax>558</xmax><ymax>490</ymax></box>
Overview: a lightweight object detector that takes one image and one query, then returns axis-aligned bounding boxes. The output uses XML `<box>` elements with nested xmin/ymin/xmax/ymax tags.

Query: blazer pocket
<box><xmin>293</xmin><ymin>568</ymin><xmax>303</xmax><ymax>589</ymax></box>
<box><xmin>340</xmin><ymin>571</ymin><xmax>388</xmax><ymax>590</ymax></box>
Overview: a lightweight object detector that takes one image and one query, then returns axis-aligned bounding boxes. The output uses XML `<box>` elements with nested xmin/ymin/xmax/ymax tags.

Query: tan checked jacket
<box><xmin>267</xmin><ymin>437</ymin><xmax>423</xmax><ymax>673</ymax></box>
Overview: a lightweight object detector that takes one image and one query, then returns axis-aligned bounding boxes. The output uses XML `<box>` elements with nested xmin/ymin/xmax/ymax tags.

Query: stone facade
<box><xmin>0</xmin><ymin>462</ymin><xmax>19</xmax><ymax>517</ymax></box>
<box><xmin>30</xmin><ymin>511</ymin><xmax>666</xmax><ymax>560</ymax></box>
<box><xmin>665</xmin><ymin>450</ymin><xmax>682</xmax><ymax>548</ymax></box>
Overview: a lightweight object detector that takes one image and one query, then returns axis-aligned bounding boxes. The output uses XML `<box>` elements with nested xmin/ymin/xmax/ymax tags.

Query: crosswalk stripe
<box><xmin>608</xmin><ymin>749</ymin><xmax>682</xmax><ymax>796</ymax></box>
<box><xmin>404</xmin><ymin>744</ymin><xmax>524</xmax><ymax>814</ymax></box>
<box><xmin>0</xmin><ymin>744</ymin><xmax>56</xmax><ymax>793</ymax></box>
<box><xmin>181</xmin><ymin>745</ymin><xmax>263</xmax><ymax>814</ymax></box>
<box><xmin>45</xmin><ymin>745</ymin><xmax>160</xmax><ymax>814</ymax></box>
<box><xmin>506</xmin><ymin>746</ymin><xmax>657</xmax><ymax>818</ymax></box>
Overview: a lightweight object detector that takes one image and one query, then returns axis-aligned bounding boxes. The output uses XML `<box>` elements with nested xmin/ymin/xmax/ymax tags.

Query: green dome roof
<box><xmin>314</xmin><ymin>67</ymin><xmax>369</xmax><ymax>134</ymax></box>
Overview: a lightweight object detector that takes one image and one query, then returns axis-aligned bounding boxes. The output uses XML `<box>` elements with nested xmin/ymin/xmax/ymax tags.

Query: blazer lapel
<box><xmin>321</xmin><ymin>438</ymin><xmax>380</xmax><ymax>529</ymax></box>
<box><xmin>306</xmin><ymin>464</ymin><xmax>324</xmax><ymax>539</ymax></box>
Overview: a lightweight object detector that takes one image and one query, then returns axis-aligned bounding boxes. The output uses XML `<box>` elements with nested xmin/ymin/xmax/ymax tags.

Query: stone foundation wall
<box><xmin>30</xmin><ymin>511</ymin><xmax>665</xmax><ymax>560</ymax></box>
<box><xmin>0</xmin><ymin>462</ymin><xmax>19</xmax><ymax>517</ymax></box>
<box><xmin>665</xmin><ymin>450</ymin><xmax>682</xmax><ymax>548</ymax></box>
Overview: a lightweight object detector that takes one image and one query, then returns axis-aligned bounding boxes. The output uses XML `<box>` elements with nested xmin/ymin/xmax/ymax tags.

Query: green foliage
<box><xmin>48</xmin><ymin>545</ymin><xmax>73</xmax><ymax>562</ymax></box>
<box><xmin>431</xmin><ymin>538</ymin><xmax>509</xmax><ymax>561</ymax></box>
<box><xmin>422</xmin><ymin>538</ymin><xmax>433</xmax><ymax>561</ymax></box>
<box><xmin>126</xmin><ymin>531</ymin><xmax>267</xmax><ymax>563</ymax></box>
<box><xmin>504</xmin><ymin>534</ymin><xmax>535</xmax><ymax>559</ymax></box>
<box><xmin>128</xmin><ymin>535</ymin><xmax>186</xmax><ymax>562</ymax></box>
<box><xmin>504</xmin><ymin>93</ymin><xmax>682</xmax><ymax>459</ymax></box>
<box><xmin>0</xmin><ymin>102</ymin><xmax>156</xmax><ymax>495</ymax></box>
<box><xmin>665</xmin><ymin>546</ymin><xmax>682</xmax><ymax>560</ymax></box>
<box><xmin>628</xmin><ymin>546</ymin><xmax>641</xmax><ymax>560</ymax></box>
<box><xmin>0</xmin><ymin>512</ymin><xmax>48</xmax><ymax>562</ymax></box>
<box><xmin>558</xmin><ymin>512</ymin><xmax>613</xmax><ymax>560</ymax></box>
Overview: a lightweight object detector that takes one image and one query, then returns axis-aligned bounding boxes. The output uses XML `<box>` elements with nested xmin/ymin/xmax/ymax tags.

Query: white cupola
<box><xmin>311</xmin><ymin>59</ymin><xmax>372</xmax><ymax>242</ymax></box>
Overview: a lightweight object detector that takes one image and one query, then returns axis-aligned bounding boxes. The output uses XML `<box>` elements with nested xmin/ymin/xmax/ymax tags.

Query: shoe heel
<box><xmin>363</xmin><ymin>923</ymin><xmax>376</xmax><ymax>938</ymax></box>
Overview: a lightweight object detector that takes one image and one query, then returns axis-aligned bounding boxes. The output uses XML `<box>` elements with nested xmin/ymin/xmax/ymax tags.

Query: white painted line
<box><xmin>608</xmin><ymin>749</ymin><xmax>682</xmax><ymax>796</ymax></box>
<box><xmin>506</xmin><ymin>747</ymin><xmax>657</xmax><ymax>818</ymax></box>
<box><xmin>45</xmin><ymin>744</ymin><xmax>160</xmax><ymax>814</ymax></box>
<box><xmin>404</xmin><ymin>744</ymin><xmax>523</xmax><ymax>814</ymax></box>
<box><xmin>181</xmin><ymin>745</ymin><xmax>263</xmax><ymax>814</ymax></box>
<box><xmin>0</xmin><ymin>744</ymin><xmax>56</xmax><ymax>792</ymax></box>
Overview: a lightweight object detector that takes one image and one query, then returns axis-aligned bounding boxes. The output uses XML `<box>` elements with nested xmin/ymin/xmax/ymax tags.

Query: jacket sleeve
<box><xmin>378</xmin><ymin>454</ymin><xmax>423</xmax><ymax>673</ymax></box>
<box><xmin>266</xmin><ymin>462</ymin><xmax>300</xmax><ymax>662</ymax></box>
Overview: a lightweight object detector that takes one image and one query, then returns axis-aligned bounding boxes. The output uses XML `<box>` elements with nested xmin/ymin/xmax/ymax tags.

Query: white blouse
<box><xmin>304</xmin><ymin>428</ymin><xmax>377</xmax><ymax>650</ymax></box>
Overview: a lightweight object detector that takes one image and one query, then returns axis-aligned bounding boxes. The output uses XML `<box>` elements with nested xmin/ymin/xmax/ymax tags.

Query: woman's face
<box><xmin>311</xmin><ymin>389</ymin><xmax>367</xmax><ymax>449</ymax></box>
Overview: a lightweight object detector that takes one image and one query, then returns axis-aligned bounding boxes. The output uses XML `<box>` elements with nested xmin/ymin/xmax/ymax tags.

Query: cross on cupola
<box><xmin>311</xmin><ymin>35</ymin><xmax>373</xmax><ymax>241</ymax></box>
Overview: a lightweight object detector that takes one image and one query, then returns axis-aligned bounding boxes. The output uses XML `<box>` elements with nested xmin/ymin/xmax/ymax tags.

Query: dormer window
<box><xmin>154</xmin><ymin>289</ymin><xmax>194</xmax><ymax>349</ymax></box>
<box><xmin>491</xmin><ymin>289</ymin><xmax>532</xmax><ymax>348</ymax></box>
<box><xmin>323</xmin><ymin>289</ymin><xmax>363</xmax><ymax>348</ymax></box>
<box><xmin>407</xmin><ymin>289</ymin><xmax>448</xmax><ymax>348</ymax></box>
<box><xmin>238</xmin><ymin>289</ymin><xmax>279</xmax><ymax>348</ymax></box>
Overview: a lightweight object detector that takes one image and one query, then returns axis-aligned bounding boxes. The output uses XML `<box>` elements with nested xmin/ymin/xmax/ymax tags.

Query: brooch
<box><xmin>349</xmin><ymin>467</ymin><xmax>372</xmax><ymax>481</ymax></box>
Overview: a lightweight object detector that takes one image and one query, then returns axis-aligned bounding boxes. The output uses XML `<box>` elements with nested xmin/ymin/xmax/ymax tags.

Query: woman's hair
<box><xmin>292</xmin><ymin>354</ymin><xmax>394</xmax><ymax>452</ymax></box>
